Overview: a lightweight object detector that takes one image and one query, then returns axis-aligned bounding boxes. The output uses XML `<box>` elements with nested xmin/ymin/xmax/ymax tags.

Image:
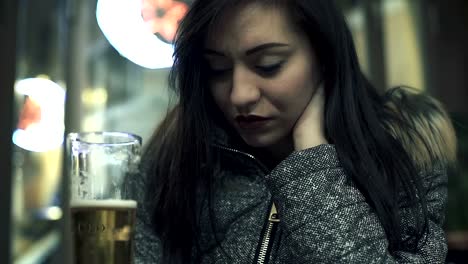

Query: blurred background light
<box><xmin>96</xmin><ymin>0</ymin><xmax>181</xmax><ymax>69</ymax></box>
<box><xmin>81</xmin><ymin>87</ymin><xmax>108</xmax><ymax>106</ymax></box>
<box><xmin>12</xmin><ymin>77</ymin><xmax>65</xmax><ymax>152</ymax></box>
<box><xmin>42</xmin><ymin>206</ymin><xmax>63</xmax><ymax>221</ymax></box>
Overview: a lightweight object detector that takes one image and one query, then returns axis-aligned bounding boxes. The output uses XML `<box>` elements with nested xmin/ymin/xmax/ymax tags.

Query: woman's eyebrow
<box><xmin>203</xmin><ymin>43</ymin><xmax>290</xmax><ymax>57</ymax></box>
<box><xmin>245</xmin><ymin>43</ymin><xmax>290</xmax><ymax>55</ymax></box>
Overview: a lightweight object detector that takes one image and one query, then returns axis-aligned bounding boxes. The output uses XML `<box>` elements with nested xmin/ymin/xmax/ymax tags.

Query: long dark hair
<box><xmin>145</xmin><ymin>0</ymin><xmax>428</xmax><ymax>263</ymax></box>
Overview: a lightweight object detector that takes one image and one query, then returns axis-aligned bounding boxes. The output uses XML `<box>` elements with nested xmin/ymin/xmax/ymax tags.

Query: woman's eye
<box><xmin>255</xmin><ymin>62</ymin><xmax>283</xmax><ymax>76</ymax></box>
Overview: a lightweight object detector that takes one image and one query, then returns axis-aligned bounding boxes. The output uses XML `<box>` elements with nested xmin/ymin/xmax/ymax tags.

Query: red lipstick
<box><xmin>235</xmin><ymin>115</ymin><xmax>271</xmax><ymax>130</ymax></box>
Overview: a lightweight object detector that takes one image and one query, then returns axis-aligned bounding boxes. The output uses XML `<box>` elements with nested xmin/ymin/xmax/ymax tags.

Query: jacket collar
<box><xmin>209</xmin><ymin>123</ymin><xmax>231</xmax><ymax>148</ymax></box>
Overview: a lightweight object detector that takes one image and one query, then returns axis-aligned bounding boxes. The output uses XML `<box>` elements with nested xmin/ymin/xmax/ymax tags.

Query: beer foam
<box><xmin>70</xmin><ymin>199</ymin><xmax>137</xmax><ymax>209</ymax></box>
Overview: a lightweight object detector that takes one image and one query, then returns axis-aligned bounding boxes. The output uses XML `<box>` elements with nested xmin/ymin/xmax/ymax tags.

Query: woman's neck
<box><xmin>250</xmin><ymin>135</ymin><xmax>295</xmax><ymax>170</ymax></box>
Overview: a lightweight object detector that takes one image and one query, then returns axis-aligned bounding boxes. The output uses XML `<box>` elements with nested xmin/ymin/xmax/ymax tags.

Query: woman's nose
<box><xmin>230</xmin><ymin>65</ymin><xmax>260</xmax><ymax>112</ymax></box>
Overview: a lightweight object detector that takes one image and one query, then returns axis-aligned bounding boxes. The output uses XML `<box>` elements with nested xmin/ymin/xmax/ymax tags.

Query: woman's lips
<box><xmin>235</xmin><ymin>115</ymin><xmax>272</xmax><ymax>130</ymax></box>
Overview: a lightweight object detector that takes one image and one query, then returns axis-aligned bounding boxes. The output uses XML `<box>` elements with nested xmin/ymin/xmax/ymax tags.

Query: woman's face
<box><xmin>204</xmin><ymin>3</ymin><xmax>320</xmax><ymax>150</ymax></box>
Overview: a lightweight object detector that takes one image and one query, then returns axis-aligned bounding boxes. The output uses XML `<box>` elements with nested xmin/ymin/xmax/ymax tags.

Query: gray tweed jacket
<box><xmin>126</xmin><ymin>133</ymin><xmax>448</xmax><ymax>263</ymax></box>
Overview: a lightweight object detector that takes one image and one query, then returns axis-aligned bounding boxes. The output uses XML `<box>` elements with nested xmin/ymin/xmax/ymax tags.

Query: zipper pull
<box><xmin>268</xmin><ymin>203</ymin><xmax>280</xmax><ymax>223</ymax></box>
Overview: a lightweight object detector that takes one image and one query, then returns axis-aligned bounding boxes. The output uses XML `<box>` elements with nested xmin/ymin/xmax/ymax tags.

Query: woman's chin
<box><xmin>239</xmin><ymin>134</ymin><xmax>277</xmax><ymax>149</ymax></box>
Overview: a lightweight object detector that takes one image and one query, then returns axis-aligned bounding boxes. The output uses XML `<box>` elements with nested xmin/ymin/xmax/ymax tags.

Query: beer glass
<box><xmin>67</xmin><ymin>132</ymin><xmax>141</xmax><ymax>264</ymax></box>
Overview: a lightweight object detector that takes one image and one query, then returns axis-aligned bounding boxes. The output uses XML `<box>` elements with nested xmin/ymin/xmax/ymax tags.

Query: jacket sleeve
<box><xmin>265</xmin><ymin>144</ymin><xmax>448</xmax><ymax>264</ymax></box>
<box><xmin>123</xmin><ymin>166</ymin><xmax>163</xmax><ymax>264</ymax></box>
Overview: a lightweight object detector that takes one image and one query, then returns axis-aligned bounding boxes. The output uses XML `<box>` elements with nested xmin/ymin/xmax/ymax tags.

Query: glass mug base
<box><xmin>71</xmin><ymin>200</ymin><xmax>136</xmax><ymax>264</ymax></box>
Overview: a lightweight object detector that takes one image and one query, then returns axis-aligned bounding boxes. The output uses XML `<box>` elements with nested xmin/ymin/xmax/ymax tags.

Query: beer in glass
<box><xmin>68</xmin><ymin>132</ymin><xmax>141</xmax><ymax>264</ymax></box>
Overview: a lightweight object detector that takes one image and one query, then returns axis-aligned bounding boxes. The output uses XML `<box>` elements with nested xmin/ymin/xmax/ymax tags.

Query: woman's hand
<box><xmin>293</xmin><ymin>84</ymin><xmax>328</xmax><ymax>151</ymax></box>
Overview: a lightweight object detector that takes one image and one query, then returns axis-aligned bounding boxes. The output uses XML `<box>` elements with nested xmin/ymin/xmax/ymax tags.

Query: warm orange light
<box><xmin>17</xmin><ymin>97</ymin><xmax>42</xmax><ymax>130</ymax></box>
<box><xmin>96</xmin><ymin>0</ymin><xmax>178</xmax><ymax>69</ymax></box>
<box><xmin>13</xmin><ymin>77</ymin><xmax>65</xmax><ymax>152</ymax></box>
<box><xmin>141</xmin><ymin>0</ymin><xmax>189</xmax><ymax>43</ymax></box>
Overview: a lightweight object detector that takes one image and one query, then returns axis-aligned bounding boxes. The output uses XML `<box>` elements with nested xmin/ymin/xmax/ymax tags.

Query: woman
<box><xmin>126</xmin><ymin>0</ymin><xmax>452</xmax><ymax>263</ymax></box>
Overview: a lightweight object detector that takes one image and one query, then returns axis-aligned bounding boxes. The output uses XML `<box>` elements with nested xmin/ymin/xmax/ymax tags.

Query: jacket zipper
<box><xmin>213</xmin><ymin>144</ymin><xmax>279</xmax><ymax>264</ymax></box>
<box><xmin>213</xmin><ymin>144</ymin><xmax>269</xmax><ymax>173</ymax></box>
<box><xmin>256</xmin><ymin>203</ymin><xmax>280</xmax><ymax>264</ymax></box>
